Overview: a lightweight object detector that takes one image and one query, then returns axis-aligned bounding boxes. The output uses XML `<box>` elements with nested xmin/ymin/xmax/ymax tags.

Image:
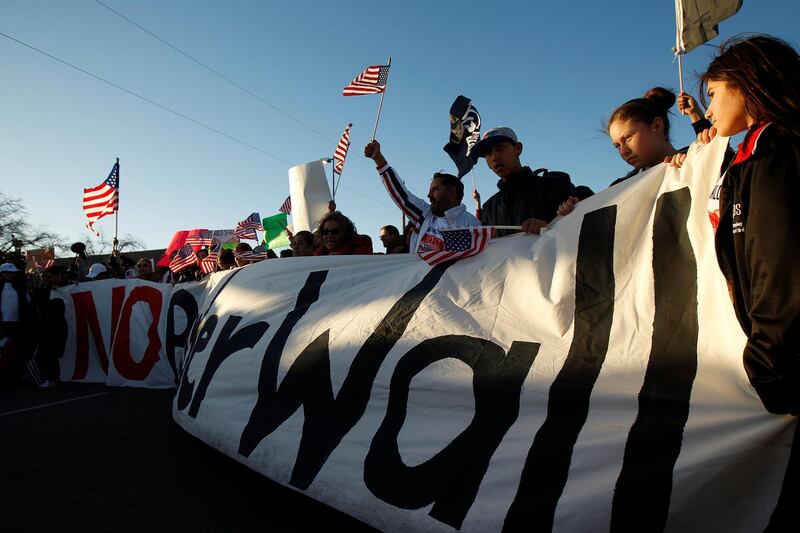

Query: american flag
<box><xmin>200</xmin><ymin>244</ymin><xmax>220</xmax><ymax>274</ymax></box>
<box><xmin>234</xmin><ymin>212</ymin><xmax>262</xmax><ymax>240</ymax></box>
<box><xmin>419</xmin><ymin>227</ymin><xmax>492</xmax><ymax>266</ymax></box>
<box><xmin>279</xmin><ymin>196</ymin><xmax>292</xmax><ymax>215</ymax></box>
<box><xmin>333</xmin><ymin>123</ymin><xmax>352</xmax><ymax>174</ymax></box>
<box><xmin>342</xmin><ymin>65</ymin><xmax>390</xmax><ymax>96</ymax></box>
<box><xmin>185</xmin><ymin>229</ymin><xmax>212</xmax><ymax>247</ymax></box>
<box><xmin>83</xmin><ymin>160</ymin><xmax>119</xmax><ymax>233</ymax></box>
<box><xmin>33</xmin><ymin>258</ymin><xmax>49</xmax><ymax>274</ymax></box>
<box><xmin>169</xmin><ymin>244</ymin><xmax>198</xmax><ymax>273</ymax></box>
<box><xmin>250</xmin><ymin>245</ymin><xmax>269</xmax><ymax>260</ymax></box>
<box><xmin>234</xmin><ymin>249</ymin><xmax>251</xmax><ymax>261</ymax></box>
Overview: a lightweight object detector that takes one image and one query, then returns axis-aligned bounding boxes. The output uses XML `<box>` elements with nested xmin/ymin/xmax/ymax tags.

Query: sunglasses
<box><xmin>322</xmin><ymin>228</ymin><xmax>340</xmax><ymax>236</ymax></box>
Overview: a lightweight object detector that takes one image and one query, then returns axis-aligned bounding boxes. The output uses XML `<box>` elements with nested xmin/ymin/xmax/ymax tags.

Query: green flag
<box><xmin>261</xmin><ymin>212</ymin><xmax>290</xmax><ymax>249</ymax></box>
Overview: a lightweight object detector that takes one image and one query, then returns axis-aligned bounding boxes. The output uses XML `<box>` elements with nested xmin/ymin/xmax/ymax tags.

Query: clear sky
<box><xmin>2</xmin><ymin>0</ymin><xmax>798</xmax><ymax>253</ymax></box>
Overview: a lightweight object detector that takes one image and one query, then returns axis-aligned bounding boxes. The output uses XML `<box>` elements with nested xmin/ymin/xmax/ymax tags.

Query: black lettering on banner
<box><xmin>186</xmin><ymin>315</ymin><xmax>270</xmax><ymax>418</ymax></box>
<box><xmin>176</xmin><ymin>269</ymin><xmax>241</xmax><ymax>411</ymax></box>
<box><xmin>238</xmin><ymin>262</ymin><xmax>455</xmax><ymax>490</ymax></box>
<box><xmin>610</xmin><ymin>188</ymin><xmax>698</xmax><ymax>532</ymax></box>
<box><xmin>176</xmin><ymin>314</ymin><xmax>218</xmax><ymax>411</ymax></box>
<box><xmin>166</xmin><ymin>289</ymin><xmax>198</xmax><ymax>383</ymax></box>
<box><xmin>187</xmin><ymin>269</ymin><xmax>242</xmax><ymax>351</ymax></box>
<box><xmin>504</xmin><ymin>206</ymin><xmax>617</xmax><ymax>532</ymax></box>
<box><xmin>364</xmin><ymin>335</ymin><xmax>539</xmax><ymax>530</ymax></box>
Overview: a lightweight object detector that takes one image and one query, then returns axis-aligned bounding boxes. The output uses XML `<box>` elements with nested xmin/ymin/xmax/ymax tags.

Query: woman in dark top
<box><xmin>699</xmin><ymin>35</ymin><xmax>800</xmax><ymax>416</ymax></box>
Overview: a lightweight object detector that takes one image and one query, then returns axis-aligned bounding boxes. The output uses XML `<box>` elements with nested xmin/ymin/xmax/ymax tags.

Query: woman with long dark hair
<box><xmin>699</xmin><ymin>34</ymin><xmax>800</xmax><ymax>416</ymax></box>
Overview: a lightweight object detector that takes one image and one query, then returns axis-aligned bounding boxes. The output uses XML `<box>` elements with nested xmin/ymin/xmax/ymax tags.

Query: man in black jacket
<box><xmin>471</xmin><ymin>127</ymin><xmax>574</xmax><ymax>236</ymax></box>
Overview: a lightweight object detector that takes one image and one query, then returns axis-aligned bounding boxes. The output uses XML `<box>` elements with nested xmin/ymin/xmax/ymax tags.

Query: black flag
<box><xmin>443</xmin><ymin>95</ymin><xmax>481</xmax><ymax>178</ymax></box>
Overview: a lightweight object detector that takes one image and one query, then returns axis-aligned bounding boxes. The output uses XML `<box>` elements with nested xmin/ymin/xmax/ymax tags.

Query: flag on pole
<box><xmin>675</xmin><ymin>0</ymin><xmax>742</xmax><ymax>54</ymax></box>
<box><xmin>443</xmin><ymin>95</ymin><xmax>482</xmax><ymax>178</ymax></box>
<box><xmin>169</xmin><ymin>244</ymin><xmax>198</xmax><ymax>273</ymax></box>
<box><xmin>419</xmin><ymin>227</ymin><xmax>492</xmax><ymax>266</ymax></box>
<box><xmin>234</xmin><ymin>212</ymin><xmax>262</xmax><ymax>240</ymax></box>
<box><xmin>333</xmin><ymin>123</ymin><xmax>353</xmax><ymax>174</ymax></box>
<box><xmin>200</xmin><ymin>244</ymin><xmax>220</xmax><ymax>274</ymax></box>
<box><xmin>343</xmin><ymin>65</ymin><xmax>390</xmax><ymax>96</ymax></box>
<box><xmin>83</xmin><ymin>160</ymin><xmax>119</xmax><ymax>233</ymax></box>
<box><xmin>261</xmin><ymin>213</ymin><xmax>290</xmax><ymax>250</ymax></box>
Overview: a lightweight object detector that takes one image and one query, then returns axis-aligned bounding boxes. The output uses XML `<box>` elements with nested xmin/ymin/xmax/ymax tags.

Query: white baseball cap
<box><xmin>0</xmin><ymin>263</ymin><xmax>20</xmax><ymax>273</ymax></box>
<box><xmin>86</xmin><ymin>263</ymin><xmax>108</xmax><ymax>279</ymax></box>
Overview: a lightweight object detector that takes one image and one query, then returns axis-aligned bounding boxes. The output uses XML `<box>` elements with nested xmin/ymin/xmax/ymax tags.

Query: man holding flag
<box><xmin>364</xmin><ymin>140</ymin><xmax>480</xmax><ymax>256</ymax></box>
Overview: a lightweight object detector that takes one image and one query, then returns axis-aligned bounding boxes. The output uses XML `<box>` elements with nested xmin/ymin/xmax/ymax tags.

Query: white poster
<box><xmin>288</xmin><ymin>159</ymin><xmax>333</xmax><ymax>232</ymax></box>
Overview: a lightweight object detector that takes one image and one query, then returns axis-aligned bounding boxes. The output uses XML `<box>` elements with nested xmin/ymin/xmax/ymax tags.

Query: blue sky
<box><xmin>2</xmin><ymin>0</ymin><xmax>798</xmax><ymax>252</ymax></box>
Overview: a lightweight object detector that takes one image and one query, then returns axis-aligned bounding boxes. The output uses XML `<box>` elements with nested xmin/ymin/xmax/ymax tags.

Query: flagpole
<box><xmin>675</xmin><ymin>0</ymin><xmax>685</xmax><ymax>94</ymax></box>
<box><xmin>114</xmin><ymin>157</ymin><xmax>119</xmax><ymax>253</ymax></box>
<box><xmin>371</xmin><ymin>56</ymin><xmax>391</xmax><ymax>141</ymax></box>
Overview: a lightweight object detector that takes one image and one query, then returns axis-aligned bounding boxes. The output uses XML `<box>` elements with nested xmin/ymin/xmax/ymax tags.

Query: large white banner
<box><xmin>55</xmin><ymin>137</ymin><xmax>797</xmax><ymax>531</ymax></box>
<box><xmin>54</xmin><ymin>279</ymin><xmax>178</xmax><ymax>388</ymax></box>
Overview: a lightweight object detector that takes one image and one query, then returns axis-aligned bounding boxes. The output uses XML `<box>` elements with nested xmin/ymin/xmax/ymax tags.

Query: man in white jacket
<box><xmin>365</xmin><ymin>140</ymin><xmax>480</xmax><ymax>254</ymax></box>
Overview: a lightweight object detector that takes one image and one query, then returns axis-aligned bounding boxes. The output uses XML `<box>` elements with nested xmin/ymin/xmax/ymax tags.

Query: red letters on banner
<box><xmin>70</xmin><ymin>287</ymin><xmax>125</xmax><ymax>379</ymax></box>
<box><xmin>112</xmin><ymin>286</ymin><xmax>163</xmax><ymax>380</ymax></box>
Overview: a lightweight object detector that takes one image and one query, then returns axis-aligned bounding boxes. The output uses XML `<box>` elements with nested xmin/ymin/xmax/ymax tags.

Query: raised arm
<box><xmin>365</xmin><ymin>140</ymin><xmax>427</xmax><ymax>228</ymax></box>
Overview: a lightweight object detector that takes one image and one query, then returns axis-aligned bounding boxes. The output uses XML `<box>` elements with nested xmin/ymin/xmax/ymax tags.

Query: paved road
<box><xmin>1</xmin><ymin>382</ymin><xmax>376</xmax><ymax>532</ymax></box>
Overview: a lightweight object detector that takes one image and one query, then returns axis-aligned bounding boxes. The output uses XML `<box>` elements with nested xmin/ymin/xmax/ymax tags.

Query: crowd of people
<box><xmin>1</xmin><ymin>35</ymin><xmax>798</xmax><ymax>418</ymax></box>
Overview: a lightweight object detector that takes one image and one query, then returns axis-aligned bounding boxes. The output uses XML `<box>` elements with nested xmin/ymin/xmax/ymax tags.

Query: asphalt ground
<box><xmin>0</xmin><ymin>381</ymin><xmax>377</xmax><ymax>532</ymax></box>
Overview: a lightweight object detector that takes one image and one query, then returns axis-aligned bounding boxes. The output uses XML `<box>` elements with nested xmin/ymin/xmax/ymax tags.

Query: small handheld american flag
<box><xmin>343</xmin><ymin>65</ymin><xmax>390</xmax><ymax>96</ymax></box>
<box><xmin>185</xmin><ymin>229</ymin><xmax>212</xmax><ymax>247</ymax></box>
<box><xmin>278</xmin><ymin>196</ymin><xmax>292</xmax><ymax>215</ymax></box>
<box><xmin>169</xmin><ymin>244</ymin><xmax>198</xmax><ymax>273</ymax></box>
<box><xmin>250</xmin><ymin>245</ymin><xmax>270</xmax><ymax>261</ymax></box>
<box><xmin>234</xmin><ymin>212</ymin><xmax>262</xmax><ymax>240</ymax></box>
<box><xmin>419</xmin><ymin>227</ymin><xmax>492</xmax><ymax>266</ymax></box>
<box><xmin>333</xmin><ymin>123</ymin><xmax>352</xmax><ymax>174</ymax></box>
<box><xmin>200</xmin><ymin>244</ymin><xmax>221</xmax><ymax>275</ymax></box>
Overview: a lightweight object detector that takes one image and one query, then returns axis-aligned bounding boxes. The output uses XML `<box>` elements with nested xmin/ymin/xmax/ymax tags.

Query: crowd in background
<box><xmin>2</xmin><ymin>35</ymin><xmax>798</xmax><ymax>421</ymax></box>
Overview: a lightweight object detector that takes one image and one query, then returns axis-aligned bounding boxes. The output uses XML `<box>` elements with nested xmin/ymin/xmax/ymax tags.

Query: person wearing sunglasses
<box><xmin>314</xmin><ymin>211</ymin><xmax>373</xmax><ymax>256</ymax></box>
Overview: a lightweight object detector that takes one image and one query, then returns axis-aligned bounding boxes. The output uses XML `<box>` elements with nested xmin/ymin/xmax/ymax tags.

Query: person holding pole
<box><xmin>470</xmin><ymin>127</ymin><xmax>574</xmax><ymax>236</ymax></box>
<box><xmin>364</xmin><ymin>140</ymin><xmax>480</xmax><ymax>255</ymax></box>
